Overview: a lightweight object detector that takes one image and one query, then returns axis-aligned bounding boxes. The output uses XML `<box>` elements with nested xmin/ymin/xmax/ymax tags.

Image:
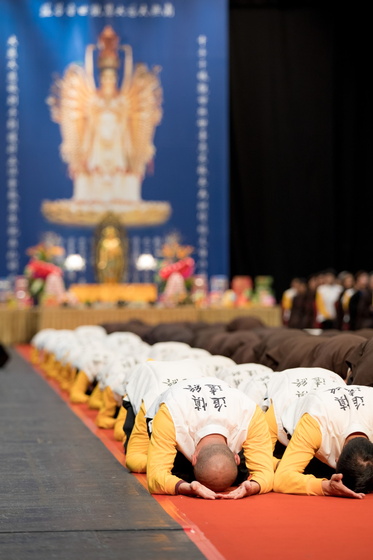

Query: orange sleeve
<box><xmin>146</xmin><ymin>404</ymin><xmax>184</xmax><ymax>495</ymax></box>
<box><xmin>125</xmin><ymin>402</ymin><xmax>150</xmax><ymax>473</ymax></box>
<box><xmin>316</xmin><ymin>290</ymin><xmax>331</xmax><ymax>320</ymax></box>
<box><xmin>273</xmin><ymin>413</ymin><xmax>325</xmax><ymax>495</ymax></box>
<box><xmin>113</xmin><ymin>406</ymin><xmax>127</xmax><ymax>442</ymax></box>
<box><xmin>242</xmin><ymin>406</ymin><xmax>274</xmax><ymax>494</ymax></box>
<box><xmin>264</xmin><ymin>404</ymin><xmax>279</xmax><ymax>452</ymax></box>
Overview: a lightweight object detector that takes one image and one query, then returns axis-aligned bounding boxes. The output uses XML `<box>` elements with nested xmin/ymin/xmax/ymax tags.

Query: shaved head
<box><xmin>193</xmin><ymin>444</ymin><xmax>238</xmax><ymax>492</ymax></box>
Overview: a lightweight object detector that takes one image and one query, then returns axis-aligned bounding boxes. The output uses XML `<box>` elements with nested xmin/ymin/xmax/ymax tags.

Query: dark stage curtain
<box><xmin>229</xmin><ymin>1</ymin><xmax>373</xmax><ymax>300</ymax></box>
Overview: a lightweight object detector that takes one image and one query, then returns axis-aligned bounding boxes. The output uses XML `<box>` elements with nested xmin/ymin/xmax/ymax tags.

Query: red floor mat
<box><xmin>17</xmin><ymin>345</ymin><xmax>373</xmax><ymax>560</ymax></box>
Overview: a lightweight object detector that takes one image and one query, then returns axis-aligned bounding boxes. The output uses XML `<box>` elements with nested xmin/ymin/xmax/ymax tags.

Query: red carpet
<box><xmin>17</xmin><ymin>345</ymin><xmax>373</xmax><ymax>560</ymax></box>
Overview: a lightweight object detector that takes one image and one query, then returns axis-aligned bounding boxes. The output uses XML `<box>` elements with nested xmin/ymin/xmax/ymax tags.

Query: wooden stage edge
<box><xmin>0</xmin><ymin>305</ymin><xmax>282</xmax><ymax>345</ymax></box>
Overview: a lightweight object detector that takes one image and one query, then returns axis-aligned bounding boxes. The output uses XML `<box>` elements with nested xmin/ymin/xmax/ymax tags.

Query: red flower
<box><xmin>159</xmin><ymin>257</ymin><xmax>195</xmax><ymax>281</ymax></box>
<box><xmin>26</xmin><ymin>260</ymin><xmax>62</xmax><ymax>279</ymax></box>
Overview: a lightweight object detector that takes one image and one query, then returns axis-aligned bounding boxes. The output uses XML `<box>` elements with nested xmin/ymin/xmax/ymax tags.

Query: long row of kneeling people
<box><xmin>31</xmin><ymin>324</ymin><xmax>373</xmax><ymax>500</ymax></box>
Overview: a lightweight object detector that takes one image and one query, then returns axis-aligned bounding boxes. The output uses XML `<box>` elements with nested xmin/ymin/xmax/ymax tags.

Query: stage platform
<box><xmin>0</xmin><ymin>305</ymin><xmax>282</xmax><ymax>345</ymax></box>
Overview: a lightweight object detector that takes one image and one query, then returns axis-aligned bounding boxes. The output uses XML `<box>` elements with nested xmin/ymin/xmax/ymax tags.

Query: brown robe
<box><xmin>253</xmin><ymin>328</ymin><xmax>310</xmax><ymax>368</ymax></box>
<box><xmin>205</xmin><ymin>330</ymin><xmax>261</xmax><ymax>359</ymax></box>
<box><xmin>264</xmin><ymin>336</ymin><xmax>327</xmax><ymax>371</ymax></box>
<box><xmin>346</xmin><ymin>338</ymin><xmax>373</xmax><ymax>386</ymax></box>
<box><xmin>308</xmin><ymin>333</ymin><xmax>367</xmax><ymax>379</ymax></box>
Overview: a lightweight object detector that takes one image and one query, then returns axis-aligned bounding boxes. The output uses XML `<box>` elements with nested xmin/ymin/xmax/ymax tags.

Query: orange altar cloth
<box><xmin>69</xmin><ymin>283</ymin><xmax>157</xmax><ymax>303</ymax></box>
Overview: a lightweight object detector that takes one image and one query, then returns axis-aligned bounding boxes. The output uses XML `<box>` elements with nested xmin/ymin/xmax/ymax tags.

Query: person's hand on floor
<box><xmin>217</xmin><ymin>479</ymin><xmax>260</xmax><ymax>499</ymax></box>
<box><xmin>322</xmin><ymin>473</ymin><xmax>365</xmax><ymax>499</ymax></box>
<box><xmin>178</xmin><ymin>480</ymin><xmax>218</xmax><ymax>499</ymax></box>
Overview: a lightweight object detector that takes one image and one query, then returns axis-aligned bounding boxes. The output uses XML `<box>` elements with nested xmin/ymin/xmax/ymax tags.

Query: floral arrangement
<box><xmin>156</xmin><ymin>234</ymin><xmax>195</xmax><ymax>304</ymax></box>
<box><xmin>24</xmin><ymin>234</ymin><xmax>65</xmax><ymax>303</ymax></box>
<box><xmin>26</xmin><ymin>241</ymin><xmax>64</xmax><ymax>262</ymax></box>
<box><xmin>158</xmin><ymin>257</ymin><xmax>195</xmax><ymax>282</ymax></box>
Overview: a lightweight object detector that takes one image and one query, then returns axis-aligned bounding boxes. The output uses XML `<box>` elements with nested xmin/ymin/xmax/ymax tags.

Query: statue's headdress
<box><xmin>97</xmin><ymin>26</ymin><xmax>120</xmax><ymax>70</ymax></box>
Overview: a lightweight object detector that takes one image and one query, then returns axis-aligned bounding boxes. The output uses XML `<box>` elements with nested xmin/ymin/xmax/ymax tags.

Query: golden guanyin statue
<box><xmin>44</xmin><ymin>27</ymin><xmax>170</xmax><ymax>227</ymax></box>
<box><xmin>96</xmin><ymin>226</ymin><xmax>125</xmax><ymax>283</ymax></box>
<box><xmin>94</xmin><ymin>213</ymin><xmax>127</xmax><ymax>283</ymax></box>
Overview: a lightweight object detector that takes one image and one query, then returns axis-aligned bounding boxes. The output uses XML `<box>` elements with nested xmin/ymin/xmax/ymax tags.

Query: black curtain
<box><xmin>229</xmin><ymin>1</ymin><xmax>373</xmax><ymax>301</ymax></box>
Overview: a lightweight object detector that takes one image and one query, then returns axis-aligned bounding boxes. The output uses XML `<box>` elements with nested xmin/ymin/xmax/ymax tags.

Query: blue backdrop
<box><xmin>0</xmin><ymin>0</ymin><xmax>228</xmax><ymax>286</ymax></box>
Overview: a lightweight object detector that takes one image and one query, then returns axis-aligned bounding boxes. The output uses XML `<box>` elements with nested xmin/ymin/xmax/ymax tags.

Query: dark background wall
<box><xmin>229</xmin><ymin>0</ymin><xmax>373</xmax><ymax>301</ymax></box>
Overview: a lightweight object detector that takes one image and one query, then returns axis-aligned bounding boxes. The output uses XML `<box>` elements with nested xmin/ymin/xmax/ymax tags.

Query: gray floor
<box><xmin>0</xmin><ymin>348</ymin><xmax>205</xmax><ymax>559</ymax></box>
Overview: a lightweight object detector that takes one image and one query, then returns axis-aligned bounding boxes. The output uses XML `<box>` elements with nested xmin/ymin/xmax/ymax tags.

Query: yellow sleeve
<box><xmin>342</xmin><ymin>291</ymin><xmax>352</xmax><ymax>312</ymax></box>
<box><xmin>273</xmin><ymin>413</ymin><xmax>324</xmax><ymax>495</ymax></box>
<box><xmin>264</xmin><ymin>404</ymin><xmax>279</xmax><ymax>452</ymax></box>
<box><xmin>125</xmin><ymin>402</ymin><xmax>150</xmax><ymax>473</ymax></box>
<box><xmin>315</xmin><ymin>290</ymin><xmax>331</xmax><ymax>320</ymax></box>
<box><xmin>264</xmin><ymin>404</ymin><xmax>281</xmax><ymax>471</ymax></box>
<box><xmin>113</xmin><ymin>405</ymin><xmax>127</xmax><ymax>442</ymax></box>
<box><xmin>242</xmin><ymin>405</ymin><xmax>275</xmax><ymax>494</ymax></box>
<box><xmin>146</xmin><ymin>403</ymin><xmax>184</xmax><ymax>495</ymax></box>
<box><xmin>95</xmin><ymin>387</ymin><xmax>118</xmax><ymax>429</ymax></box>
<box><xmin>282</xmin><ymin>291</ymin><xmax>292</xmax><ymax>311</ymax></box>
